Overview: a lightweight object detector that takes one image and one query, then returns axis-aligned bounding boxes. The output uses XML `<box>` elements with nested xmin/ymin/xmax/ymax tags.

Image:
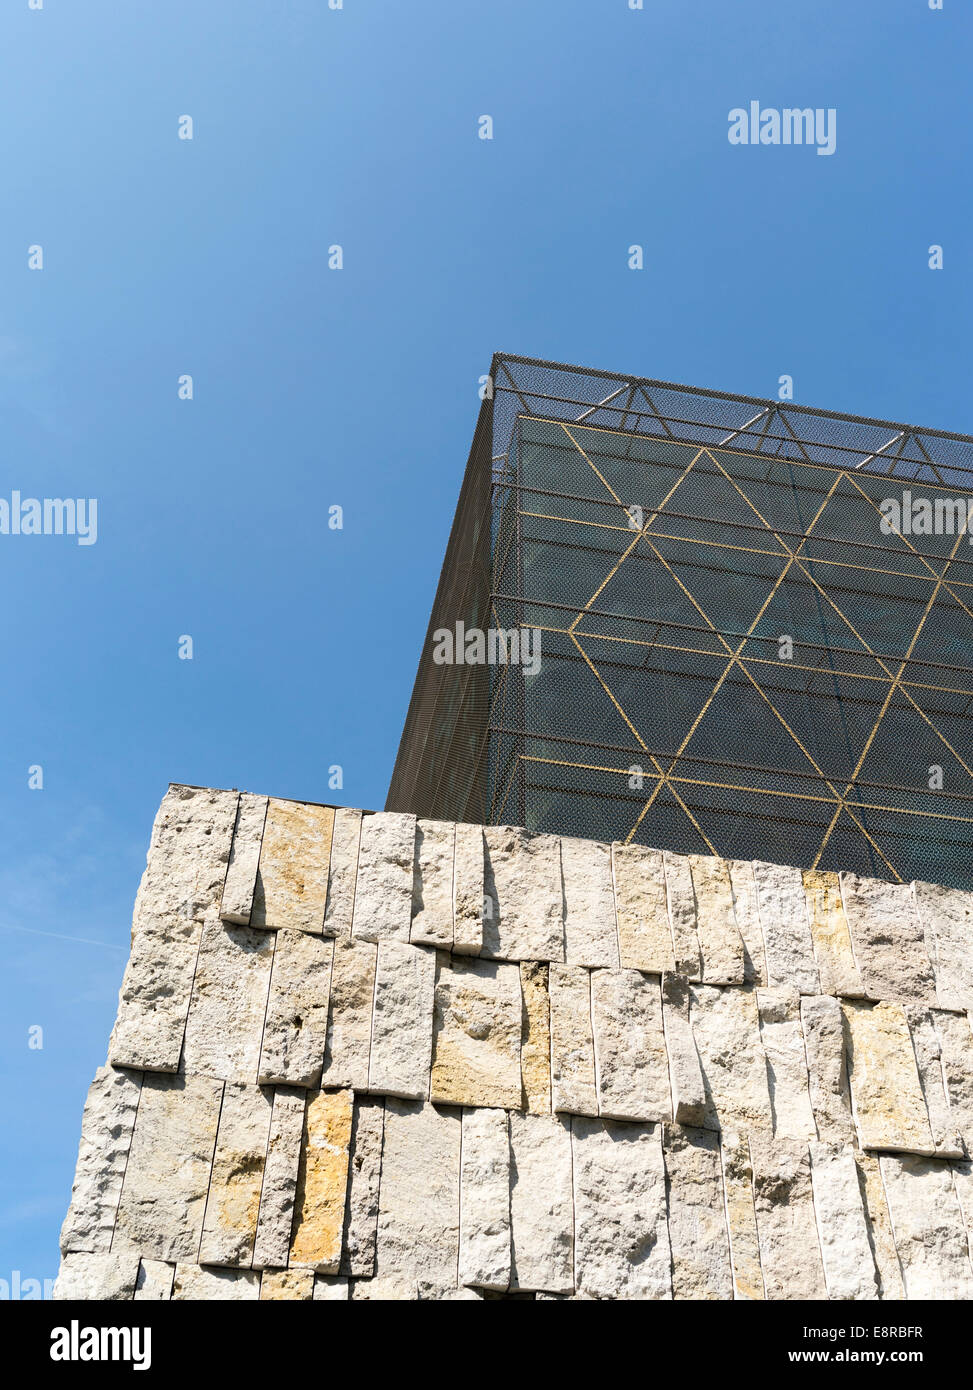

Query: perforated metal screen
<box><xmin>387</xmin><ymin>354</ymin><xmax>973</xmax><ymax>890</ymax></box>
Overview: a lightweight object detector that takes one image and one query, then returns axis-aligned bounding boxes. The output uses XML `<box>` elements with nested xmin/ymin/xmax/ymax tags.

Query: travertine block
<box><xmin>252</xmin><ymin>1087</ymin><xmax>306</xmax><ymax>1269</ymax></box>
<box><xmin>932</xmin><ymin>1008</ymin><xmax>973</xmax><ymax>1154</ymax></box>
<box><xmin>290</xmin><ymin>1088</ymin><xmax>354</xmax><ymax>1273</ymax></box>
<box><xmin>251</xmin><ymin>799</ymin><xmax>334</xmax><ymax>933</ymax></box>
<box><xmin>322</xmin><ymin>936</ymin><xmax>376</xmax><ymax>1091</ymax></box>
<box><xmin>752</xmin><ymin>860</ymin><xmax>820</xmax><ymax>995</ymax></box>
<box><xmin>374</xmin><ymin>1099</ymin><xmax>461</xmax><ymax>1297</ymax></box>
<box><xmin>368</xmin><ymin>940</ymin><xmax>436</xmax><ymax>1100</ymax></box>
<box><xmin>113</xmin><ymin>1073</ymin><xmax>223</xmax><ymax>1263</ymax></box>
<box><xmin>663</xmin><ymin>1124</ymin><xmax>733</xmax><ymax>1300</ymax></box>
<box><xmin>808</xmin><ymin>1140</ymin><xmax>878</xmax><ymax>1300</ymax></box>
<box><xmin>661</xmin><ymin>972</ymin><xmax>708</xmax><ymax>1127</ymax></box>
<box><xmin>340</xmin><ymin>1099</ymin><xmax>385</xmax><ymax>1277</ymax></box>
<box><xmin>802</xmin><ymin>868</ymin><xmax>864</xmax><ymax>998</ymax></box>
<box><xmin>728</xmin><ymin>859</ymin><xmax>767</xmax><ymax>985</ymax></box>
<box><xmin>430</xmin><ymin>953</ymin><xmax>521</xmax><ymax>1109</ymax></box>
<box><xmin>54</xmin><ymin>1252</ymin><xmax>140</xmax><ymax>1301</ymax></box>
<box><xmin>572</xmin><ymin>1116</ymin><xmax>671</xmax><ymax>1300</ymax></box>
<box><xmin>906</xmin><ymin>1006</ymin><xmax>964</xmax><ymax>1158</ymax></box>
<box><xmin>181</xmin><ymin>918</ymin><xmax>275</xmax><ymax>1084</ymax></box>
<box><xmin>198</xmin><ymin>1082</ymin><xmax>273</xmax><ymax>1268</ymax></box>
<box><xmin>220</xmin><ymin>793</ymin><xmax>268</xmax><ymax>925</ymax></box>
<box><xmin>519</xmin><ymin>961</ymin><xmax>552</xmax><ymax>1115</ymax></box>
<box><xmin>60</xmin><ymin>1066</ymin><xmax>141</xmax><ymax>1254</ymax></box>
<box><xmin>133</xmin><ymin>1259</ymin><xmax>174</xmax><ymax>1300</ymax></box>
<box><xmin>800</xmin><ymin>994</ymin><xmax>855</xmax><ymax>1143</ymax></box>
<box><xmin>260</xmin><ymin>1268</ymin><xmax>314</xmax><ymax>1299</ymax></box>
<box><xmin>591</xmin><ymin>968</ymin><xmax>670</xmax><ymax>1122</ymax></box>
<box><xmin>690</xmin><ymin>984</ymin><xmax>773</xmax><ymax>1133</ymax></box>
<box><xmin>855</xmin><ymin>1152</ymin><xmax>905</xmax><ymax>1300</ymax></box>
<box><xmin>313</xmin><ymin>1275</ymin><xmax>350</xmax><ymax>1300</ymax></box>
<box><xmin>508</xmin><ymin>1112</ymin><xmax>574</xmax><ymax>1294</ymax></box>
<box><xmin>258</xmin><ymin>930</ymin><xmax>334</xmax><ymax>1088</ymax></box>
<box><xmin>560</xmin><ymin>835</ymin><xmax>618</xmax><ymax>968</ymax></box>
<box><xmin>690</xmin><ymin>855</ymin><xmax>745</xmax><ymax>985</ymax></box>
<box><xmin>549</xmin><ymin>963</ymin><xmax>598</xmax><ymax>1116</ymax></box>
<box><xmin>612</xmin><ymin>843</ymin><xmax>675</xmax><ymax>973</ymax></box>
<box><xmin>410</xmin><ymin>819</ymin><xmax>455</xmax><ymax>948</ymax></box>
<box><xmin>840</xmin><ymin>873</ymin><xmax>936</xmax><ymax>1006</ymax></box>
<box><xmin>482</xmin><ymin>826</ymin><xmax>563</xmax><ymax>961</ymax></box>
<box><xmin>459</xmin><ymin>1107</ymin><xmax>510</xmax><ymax>1291</ymax></box>
<box><xmin>757</xmin><ymin>986</ymin><xmax>816</xmax><ymax>1141</ymax></box>
<box><xmin>749</xmin><ymin>1135</ymin><xmax>827</xmax><ymax>1300</ymax></box>
<box><xmin>352</xmin><ymin>811</ymin><xmax>416</xmax><ymax>943</ymax></box>
<box><xmin>721</xmin><ymin>1136</ymin><xmax>764</xmax><ymax>1300</ymax></box>
<box><xmin>914</xmin><ymin>879</ymin><xmax>973</xmax><ymax>1013</ymax></box>
<box><xmin>323</xmin><ymin>807</ymin><xmax>362</xmax><ymax>938</ymax></box>
<box><xmin>452</xmin><ymin>821</ymin><xmax>484</xmax><ymax>956</ymax></box>
<box><xmin>171</xmin><ymin>1264</ymin><xmax>260</xmax><ymax>1300</ymax></box>
<box><xmin>879</xmin><ymin>1153</ymin><xmax>973</xmax><ymax>1299</ymax></box>
<box><xmin>663</xmin><ymin>850</ymin><xmax>701</xmax><ymax>977</ymax></box>
<box><xmin>842</xmin><ymin>1001</ymin><xmax>936</xmax><ymax>1156</ymax></box>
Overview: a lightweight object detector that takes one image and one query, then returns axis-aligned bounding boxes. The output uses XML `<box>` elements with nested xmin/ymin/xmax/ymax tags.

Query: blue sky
<box><xmin>0</xmin><ymin>0</ymin><xmax>969</xmax><ymax>1289</ymax></box>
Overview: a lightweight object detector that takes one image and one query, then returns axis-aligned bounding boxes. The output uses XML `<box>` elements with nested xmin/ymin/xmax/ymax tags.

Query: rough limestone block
<box><xmin>840</xmin><ymin>872</ymin><xmax>936</xmax><ymax>1006</ymax></box>
<box><xmin>459</xmin><ymin>1107</ymin><xmax>511</xmax><ymax>1291</ymax></box>
<box><xmin>802</xmin><ymin>868</ymin><xmax>864</xmax><ymax>998</ymax></box>
<box><xmin>952</xmin><ymin>1161</ymin><xmax>973</xmax><ymax>1267</ymax></box>
<box><xmin>108</xmin><ymin>785</ymin><xmax>239</xmax><ymax>1071</ymax></box>
<box><xmin>181</xmin><ymin>918</ymin><xmax>275</xmax><ymax>1084</ymax></box>
<box><xmin>808</xmin><ymin>1141</ymin><xmax>879</xmax><ymax>1300</ymax></box>
<box><xmin>749</xmin><ymin>1135</ymin><xmax>828</xmax><ymax>1300</ymax></box>
<box><xmin>252</xmin><ymin>1087</ymin><xmax>306</xmax><ymax>1269</ymax></box>
<box><xmin>260</xmin><ymin>1267</ymin><xmax>314</xmax><ymax>1299</ymax></box>
<box><xmin>482</xmin><ymin>825</ymin><xmax>564</xmax><ymax>962</ymax></box>
<box><xmin>933</xmin><ymin>1009</ymin><xmax>973</xmax><ymax>1155</ymax></box>
<box><xmin>508</xmin><ymin>1111</ymin><xmax>574</xmax><ymax>1294</ymax></box>
<box><xmin>171</xmin><ymin>1264</ymin><xmax>260</xmax><ymax>1300</ymax></box>
<box><xmin>663</xmin><ymin>1124</ymin><xmax>733</xmax><ymax>1300</ymax></box>
<box><xmin>914</xmin><ymin>879</ymin><xmax>973</xmax><ymax>1013</ymax></box>
<box><xmin>452</xmin><ymin>821</ymin><xmax>484</xmax><ymax>956</ymax></box>
<box><xmin>690</xmin><ymin>984</ymin><xmax>773</xmax><ymax>1134</ymax></box>
<box><xmin>573</xmin><ymin>1117</ymin><xmax>671</xmax><ymax>1302</ymax></box>
<box><xmin>313</xmin><ymin>1275</ymin><xmax>350</xmax><ymax>1300</ymax></box>
<box><xmin>220</xmin><ymin>793</ymin><xmax>268</xmax><ymax>925</ymax></box>
<box><xmin>720</xmin><ymin>1136</ymin><xmax>765</xmax><ymax>1300</ymax></box>
<box><xmin>800</xmin><ymin>994</ymin><xmax>855</xmax><ymax>1143</ymax></box>
<box><xmin>519</xmin><ymin>961</ymin><xmax>552</xmax><ymax>1115</ymax></box>
<box><xmin>690</xmin><ymin>855</ymin><xmax>745</xmax><ymax>986</ymax></box>
<box><xmin>591</xmin><ymin>968</ymin><xmax>670</xmax><ymax>1123</ymax></box>
<box><xmin>198</xmin><ymin>1082</ymin><xmax>273</xmax><ymax>1268</ymax></box>
<box><xmin>351</xmin><ymin>811</ymin><xmax>416</xmax><ymax>943</ymax></box>
<box><xmin>560</xmin><ymin>835</ymin><xmax>619</xmax><ymax>968</ymax></box>
<box><xmin>53</xmin><ymin>1252</ymin><xmax>140</xmax><ymax>1301</ymax></box>
<box><xmin>340</xmin><ymin>1099</ymin><xmax>385</xmax><ymax>1277</ymax></box>
<box><xmin>906</xmin><ymin>1006</ymin><xmax>964</xmax><ymax>1158</ymax></box>
<box><xmin>728</xmin><ymin>859</ymin><xmax>767</xmax><ymax>985</ymax></box>
<box><xmin>663</xmin><ymin>850</ymin><xmax>702</xmax><ymax>977</ymax></box>
<box><xmin>430</xmin><ymin>953</ymin><xmax>521</xmax><ymax>1109</ymax></box>
<box><xmin>410</xmin><ymin>819</ymin><xmax>455</xmax><ymax>948</ymax></box>
<box><xmin>321</xmin><ymin>936</ymin><xmax>376</xmax><ymax>1091</ymax></box>
<box><xmin>250</xmin><ymin>799</ymin><xmax>334</xmax><ymax>934</ymax></box>
<box><xmin>373</xmin><ymin>1099</ymin><xmax>461</xmax><ymax>1298</ymax></box>
<box><xmin>323</xmin><ymin>807</ymin><xmax>363</xmax><ymax>938</ymax></box>
<box><xmin>660</xmin><ymin>973</ymin><xmax>708</xmax><ymax>1127</ymax></box>
<box><xmin>258</xmin><ymin>930</ymin><xmax>334</xmax><ymax>1088</ymax></box>
<box><xmin>290</xmin><ymin>1088</ymin><xmax>353</xmax><ymax>1273</ymax></box>
<box><xmin>549</xmin><ymin>963</ymin><xmax>598</xmax><ymax>1117</ymax></box>
<box><xmin>368</xmin><ymin>940</ymin><xmax>436</xmax><ymax>1100</ymax></box>
<box><xmin>112</xmin><ymin>1073</ymin><xmax>223</xmax><ymax>1263</ymax></box>
<box><xmin>855</xmin><ymin>1153</ymin><xmax>905</xmax><ymax>1300</ymax></box>
<box><xmin>612</xmin><ymin>843</ymin><xmax>675</xmax><ymax>973</ymax></box>
<box><xmin>752</xmin><ymin>860</ymin><xmax>820</xmax><ymax>995</ymax></box>
<box><xmin>133</xmin><ymin>1259</ymin><xmax>174</xmax><ymax>1300</ymax></box>
<box><xmin>842</xmin><ymin>1001</ymin><xmax>936</xmax><ymax>1156</ymax></box>
<box><xmin>879</xmin><ymin>1153</ymin><xmax>973</xmax><ymax>1299</ymax></box>
<box><xmin>756</xmin><ymin>987</ymin><xmax>816</xmax><ymax>1141</ymax></box>
<box><xmin>60</xmin><ymin>1065</ymin><xmax>141</xmax><ymax>1254</ymax></box>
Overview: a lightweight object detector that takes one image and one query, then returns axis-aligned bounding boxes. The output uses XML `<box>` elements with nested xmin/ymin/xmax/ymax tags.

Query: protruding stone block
<box><xmin>661</xmin><ymin>972</ymin><xmax>708</xmax><ymax>1127</ymax></box>
<box><xmin>373</xmin><ymin>1099</ymin><xmax>461</xmax><ymax>1298</ymax></box>
<box><xmin>290</xmin><ymin>1088</ymin><xmax>354</xmax><ymax>1274</ymax></box>
<box><xmin>690</xmin><ymin>984</ymin><xmax>773</xmax><ymax>1134</ymax></box>
<box><xmin>663</xmin><ymin>1124</ymin><xmax>732</xmax><ymax>1300</ymax></box>
<box><xmin>323</xmin><ymin>807</ymin><xmax>362</xmax><ymax>938</ymax></box>
<box><xmin>590</xmin><ymin>968</ymin><xmax>670</xmax><ymax>1122</ymax></box>
<box><xmin>800</xmin><ymin>994</ymin><xmax>855</xmax><ymax>1143</ymax></box>
<box><xmin>560</xmin><ymin>835</ymin><xmax>618</xmax><ymax>968</ymax></box>
<box><xmin>53</xmin><ymin>1252</ymin><xmax>140</xmax><ymax>1301</ymax></box>
<box><xmin>879</xmin><ymin>1153</ymin><xmax>973</xmax><ymax>1299</ymax></box>
<box><xmin>519</xmin><ymin>961</ymin><xmax>552</xmax><ymax>1115</ymax></box>
<box><xmin>340</xmin><ymin>1099</ymin><xmax>385</xmax><ymax>1277</ymax></box>
<box><xmin>508</xmin><ymin>1112</ymin><xmax>574</xmax><ymax>1294</ymax></box>
<box><xmin>840</xmin><ymin>873</ymin><xmax>936</xmax><ymax>1006</ymax></box>
<box><xmin>410</xmin><ymin>819</ymin><xmax>455</xmax><ymax>948</ymax></box>
<box><xmin>322</xmin><ymin>936</ymin><xmax>376</xmax><ymax>1091</ymax></box>
<box><xmin>251</xmin><ymin>799</ymin><xmax>335</xmax><ymax>934</ymax></box>
<box><xmin>690</xmin><ymin>855</ymin><xmax>745</xmax><ymax>985</ymax></box>
<box><xmin>802</xmin><ymin>868</ymin><xmax>864</xmax><ymax>998</ymax></box>
<box><xmin>808</xmin><ymin>1140</ymin><xmax>878</xmax><ymax>1300</ymax></box>
<box><xmin>728</xmin><ymin>859</ymin><xmax>766</xmax><ymax>985</ymax></box>
<box><xmin>368</xmin><ymin>941</ymin><xmax>436</xmax><ymax>1100</ymax></box>
<box><xmin>352</xmin><ymin>811</ymin><xmax>416</xmax><ymax>944</ymax></box>
<box><xmin>171</xmin><ymin>1264</ymin><xmax>260</xmax><ymax>1300</ymax></box>
<box><xmin>181</xmin><ymin>918</ymin><xmax>275</xmax><ymax>1084</ymax></box>
<box><xmin>452</xmin><ymin>822</ymin><xmax>484</xmax><ymax>956</ymax></box>
<box><xmin>252</xmin><ymin>1087</ymin><xmax>306</xmax><ymax>1270</ymax></box>
<box><xmin>60</xmin><ymin>1066</ymin><xmax>141</xmax><ymax>1255</ymax></box>
<box><xmin>756</xmin><ymin>986</ymin><xmax>816</xmax><ymax>1141</ymax></box>
<box><xmin>752</xmin><ymin>860</ymin><xmax>820</xmax><ymax>995</ymax></box>
<box><xmin>482</xmin><ymin>826</ymin><xmax>563</xmax><ymax>961</ymax></box>
<box><xmin>220</xmin><ymin>793</ymin><xmax>268</xmax><ymax>925</ymax></box>
<box><xmin>663</xmin><ymin>850</ymin><xmax>701</xmax><ymax>977</ymax></box>
<box><xmin>459</xmin><ymin>1107</ymin><xmax>510</xmax><ymax>1291</ymax></box>
<box><xmin>258</xmin><ymin>930</ymin><xmax>334</xmax><ymax>1088</ymax></box>
<box><xmin>914</xmin><ymin>879</ymin><xmax>973</xmax><ymax>1013</ymax></box>
<box><xmin>843</xmin><ymin>1001</ymin><xmax>936</xmax><ymax>1156</ymax></box>
<box><xmin>749</xmin><ymin>1135</ymin><xmax>827</xmax><ymax>1300</ymax></box>
<box><xmin>430</xmin><ymin>953</ymin><xmax>521</xmax><ymax>1109</ymax></box>
<box><xmin>612</xmin><ymin>843</ymin><xmax>675</xmax><ymax>973</ymax></box>
<box><xmin>198</xmin><ymin>1082</ymin><xmax>273</xmax><ymax>1268</ymax></box>
<box><xmin>549</xmin><ymin>963</ymin><xmax>597</xmax><ymax>1117</ymax></box>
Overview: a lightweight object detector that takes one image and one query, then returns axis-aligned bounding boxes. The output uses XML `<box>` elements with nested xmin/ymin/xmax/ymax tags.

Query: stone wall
<box><xmin>54</xmin><ymin>784</ymin><xmax>973</xmax><ymax>1300</ymax></box>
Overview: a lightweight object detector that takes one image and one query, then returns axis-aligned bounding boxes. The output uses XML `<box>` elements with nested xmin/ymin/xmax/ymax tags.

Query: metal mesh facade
<box><xmin>387</xmin><ymin>353</ymin><xmax>973</xmax><ymax>890</ymax></box>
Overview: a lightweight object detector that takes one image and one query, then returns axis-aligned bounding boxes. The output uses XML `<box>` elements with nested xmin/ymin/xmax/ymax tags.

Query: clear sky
<box><xmin>0</xmin><ymin>0</ymin><xmax>969</xmax><ymax>1291</ymax></box>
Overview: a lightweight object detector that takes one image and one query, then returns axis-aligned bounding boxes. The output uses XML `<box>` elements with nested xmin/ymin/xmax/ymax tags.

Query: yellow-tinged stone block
<box><xmin>802</xmin><ymin>869</ymin><xmax>863</xmax><ymax>998</ymax></box>
<box><xmin>519</xmin><ymin>961</ymin><xmax>551</xmax><ymax>1115</ymax></box>
<box><xmin>251</xmin><ymin>800</ymin><xmax>335</xmax><ymax>933</ymax></box>
<box><xmin>260</xmin><ymin>1268</ymin><xmax>314</xmax><ymax>1300</ymax></box>
<box><xmin>842</xmin><ymin>1001</ymin><xmax>936</xmax><ymax>1155</ymax></box>
<box><xmin>289</xmin><ymin>1089</ymin><xmax>354</xmax><ymax>1273</ymax></box>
